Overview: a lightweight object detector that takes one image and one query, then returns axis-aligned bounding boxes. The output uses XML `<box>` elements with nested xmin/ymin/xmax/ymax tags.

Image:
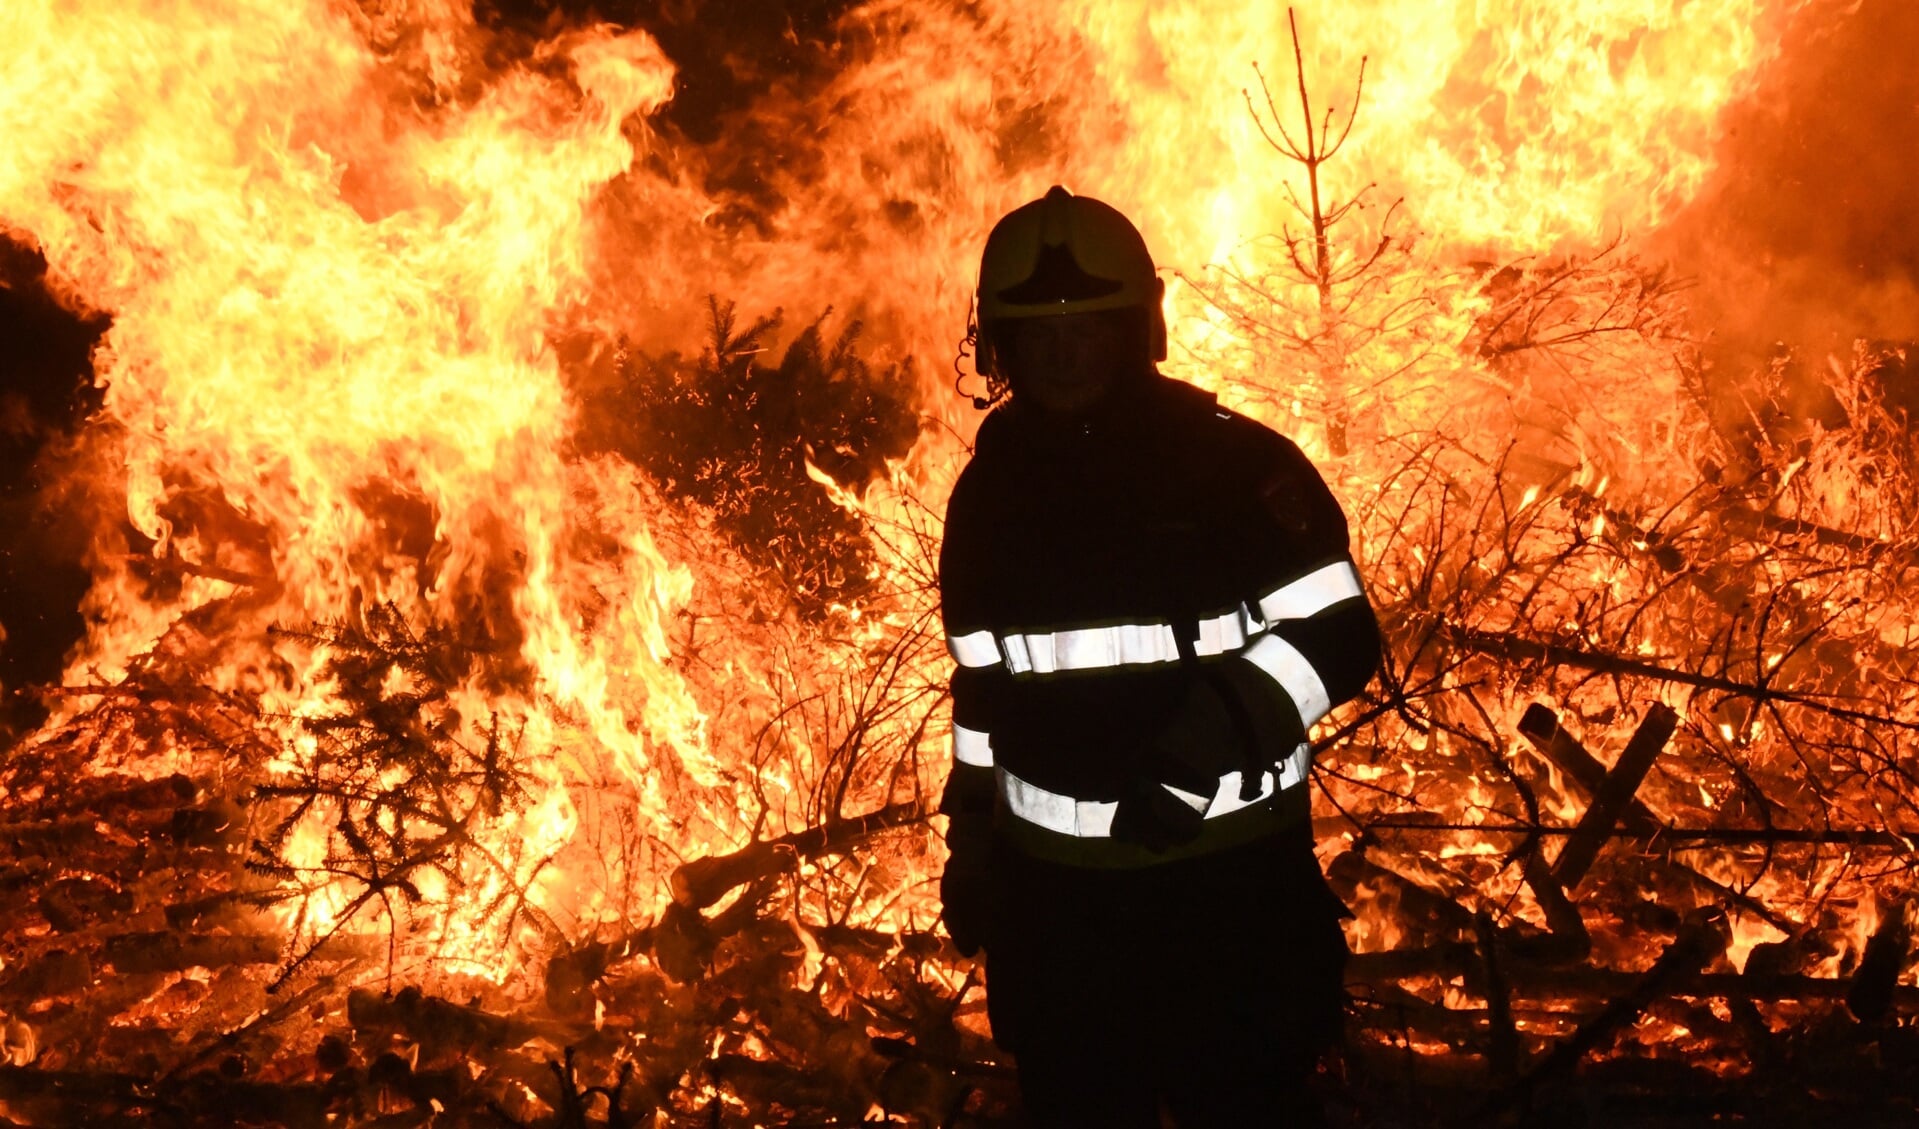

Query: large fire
<box><xmin>2</xmin><ymin>0</ymin><xmax>1914</xmax><ymax>1123</ymax></box>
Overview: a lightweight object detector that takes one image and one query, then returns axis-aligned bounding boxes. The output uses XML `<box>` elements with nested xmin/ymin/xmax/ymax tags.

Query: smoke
<box><xmin>1655</xmin><ymin>0</ymin><xmax>1919</xmax><ymax>351</ymax></box>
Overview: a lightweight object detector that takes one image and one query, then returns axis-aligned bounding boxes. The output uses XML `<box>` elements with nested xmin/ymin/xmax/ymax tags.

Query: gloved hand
<box><xmin>1109</xmin><ymin>773</ymin><xmax>1210</xmax><ymax>852</ymax></box>
<box><xmin>939</xmin><ymin>814</ymin><xmax>995</xmax><ymax>957</ymax></box>
<box><xmin>1108</xmin><ymin>679</ymin><xmax>1240</xmax><ymax>851</ymax></box>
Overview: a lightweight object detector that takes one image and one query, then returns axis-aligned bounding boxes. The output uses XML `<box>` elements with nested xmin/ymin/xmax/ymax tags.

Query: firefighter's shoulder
<box><xmin>1170</xmin><ymin>387</ymin><xmax>1317</xmax><ymax>481</ymax></box>
<box><xmin>941</xmin><ymin>408</ymin><xmax>1015</xmax><ymax>548</ymax></box>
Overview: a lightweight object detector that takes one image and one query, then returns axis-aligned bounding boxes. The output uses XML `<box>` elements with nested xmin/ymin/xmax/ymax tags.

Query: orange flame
<box><xmin>0</xmin><ymin>0</ymin><xmax>1826</xmax><ymax>992</ymax></box>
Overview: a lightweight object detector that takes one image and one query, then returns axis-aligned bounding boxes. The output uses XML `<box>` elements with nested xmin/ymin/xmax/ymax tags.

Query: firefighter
<box><xmin>938</xmin><ymin>186</ymin><xmax>1380</xmax><ymax>1128</ymax></box>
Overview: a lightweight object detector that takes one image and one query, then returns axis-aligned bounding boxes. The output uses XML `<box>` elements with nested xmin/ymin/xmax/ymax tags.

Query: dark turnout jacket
<box><xmin>939</xmin><ymin>374</ymin><xmax>1380</xmax><ymax>861</ymax></box>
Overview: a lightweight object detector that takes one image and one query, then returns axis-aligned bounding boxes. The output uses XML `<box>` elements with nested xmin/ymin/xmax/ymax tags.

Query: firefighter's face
<box><xmin>997</xmin><ymin>307</ymin><xmax>1152</xmax><ymax>415</ymax></box>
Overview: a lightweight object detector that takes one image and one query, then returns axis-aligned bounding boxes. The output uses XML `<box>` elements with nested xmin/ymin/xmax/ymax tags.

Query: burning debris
<box><xmin>2</xmin><ymin>0</ymin><xmax>1919</xmax><ymax>1126</ymax></box>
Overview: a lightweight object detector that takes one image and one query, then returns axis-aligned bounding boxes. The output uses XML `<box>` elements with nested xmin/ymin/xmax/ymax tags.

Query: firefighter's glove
<box><xmin>1110</xmin><ymin>775</ymin><xmax>1211</xmax><ymax>852</ymax></box>
<box><xmin>939</xmin><ymin>814</ymin><xmax>995</xmax><ymax>958</ymax></box>
<box><xmin>1109</xmin><ymin>680</ymin><xmax>1240</xmax><ymax>852</ymax></box>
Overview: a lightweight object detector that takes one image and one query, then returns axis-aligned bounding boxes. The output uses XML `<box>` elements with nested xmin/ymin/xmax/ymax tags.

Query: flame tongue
<box><xmin>16</xmin><ymin>9</ymin><xmax>671</xmax><ymax>665</ymax></box>
<box><xmin>3</xmin><ymin>1</ymin><xmax>701</xmax><ymax>957</ymax></box>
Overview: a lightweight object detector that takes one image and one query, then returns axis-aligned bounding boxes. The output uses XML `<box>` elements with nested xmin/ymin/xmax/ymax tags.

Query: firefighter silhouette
<box><xmin>939</xmin><ymin>186</ymin><xmax>1380</xmax><ymax>1127</ymax></box>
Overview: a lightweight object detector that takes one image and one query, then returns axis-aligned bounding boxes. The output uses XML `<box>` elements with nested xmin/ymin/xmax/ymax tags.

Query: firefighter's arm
<box><xmin>937</xmin><ymin>466</ymin><xmax>1003</xmax><ymax>824</ymax></box>
<box><xmin>1230</xmin><ymin>433</ymin><xmax>1381</xmax><ymax>745</ymax></box>
<box><xmin>940</xmin><ymin>661</ymin><xmax>1001</xmax><ymax>820</ymax></box>
<box><xmin>937</xmin><ymin>638</ymin><xmax>1003</xmax><ymax>956</ymax></box>
<box><xmin>936</xmin><ymin>470</ymin><xmax>1002</xmax><ymax>955</ymax></box>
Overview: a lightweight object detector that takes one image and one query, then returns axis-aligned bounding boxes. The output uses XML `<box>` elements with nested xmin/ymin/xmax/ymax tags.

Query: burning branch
<box><xmin>246</xmin><ymin>606</ymin><xmax>554</xmax><ymax>990</ymax></box>
<box><xmin>1177</xmin><ymin>8</ymin><xmax>1432</xmax><ymax>456</ymax></box>
<box><xmin>1244</xmin><ymin>10</ymin><xmax>1382</xmax><ymax>313</ymax></box>
<box><xmin>1470</xmin><ymin>238</ymin><xmax>1689</xmax><ymax>369</ymax></box>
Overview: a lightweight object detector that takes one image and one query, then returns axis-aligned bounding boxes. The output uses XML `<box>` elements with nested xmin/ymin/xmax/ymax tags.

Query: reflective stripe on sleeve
<box><xmin>1257</xmin><ymin>560</ymin><xmax>1365</xmax><ymax>622</ymax></box>
<box><xmin>1276</xmin><ymin>741</ymin><xmax>1312</xmax><ymax>791</ymax></box>
<box><xmin>997</xmin><ymin>746</ymin><xmax>1311</xmax><ymax>838</ymax></box>
<box><xmin>999</xmin><ymin>604</ymin><xmax>1260</xmax><ymax>676</ymax></box>
<box><xmin>952</xmin><ymin>724</ymin><xmax>994</xmax><ymax>768</ymax></box>
<box><xmin>1240</xmin><ymin>633</ymin><xmax>1333</xmax><ymax>728</ymax></box>
<box><xmin>947</xmin><ymin>630</ymin><xmax>1002</xmax><ymax>668</ymax></box>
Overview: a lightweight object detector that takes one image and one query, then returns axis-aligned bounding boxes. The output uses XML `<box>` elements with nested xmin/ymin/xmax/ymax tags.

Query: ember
<box><xmin>2</xmin><ymin>0</ymin><xmax>1917</xmax><ymax>1125</ymax></box>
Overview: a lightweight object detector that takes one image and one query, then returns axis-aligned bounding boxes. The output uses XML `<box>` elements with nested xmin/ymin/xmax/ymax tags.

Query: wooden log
<box><xmin>63</xmin><ymin>774</ymin><xmax>200</xmax><ymax>813</ymax></box>
<box><xmin>0</xmin><ymin>1064</ymin><xmax>335</xmax><ymax>1129</ymax></box>
<box><xmin>1743</xmin><ymin>929</ymin><xmax>1840</xmax><ymax>982</ymax></box>
<box><xmin>165</xmin><ymin>1076</ymin><xmax>331</xmax><ymax>1129</ymax></box>
<box><xmin>163</xmin><ymin>891</ymin><xmax>263</xmax><ymax>933</ymax></box>
<box><xmin>1345</xmin><ymin>942</ymin><xmax>1481</xmax><ymax>983</ymax></box>
<box><xmin>1551</xmin><ymin>704</ymin><xmax>1678</xmax><ymax>890</ymax></box>
<box><xmin>0</xmin><ymin>1064</ymin><xmax>146</xmax><ymax>1120</ymax></box>
<box><xmin>37</xmin><ymin>882</ymin><xmax>104</xmax><ymax>935</ymax></box>
<box><xmin>1516</xmin><ymin>849</ymin><xmax>1589</xmax><ymax>964</ymax></box>
<box><xmin>0</xmin><ymin>949</ymin><xmax>91</xmax><ymax>1003</ymax></box>
<box><xmin>669</xmin><ymin>801</ymin><xmax>924</xmax><ymax>910</ymax></box>
<box><xmin>1516</xmin><ymin>703</ymin><xmax>1606</xmax><ymax>794</ymax></box>
<box><xmin>542</xmin><ymin>928</ymin><xmax>653</xmax><ymax>1016</ymax></box>
<box><xmin>0</xmin><ymin>816</ymin><xmax>123</xmax><ymax>856</ymax></box>
<box><xmin>706</xmin><ymin>1052</ymin><xmax>864</xmax><ymax>1116</ymax></box>
<box><xmin>1719</xmin><ymin>504</ymin><xmax>1894</xmax><ymax>556</ymax></box>
<box><xmin>138</xmin><ymin>548</ymin><xmax>274</xmax><ymax>590</ymax></box>
<box><xmin>1354</xmin><ymin>829</ymin><xmax>1804</xmax><ymax>1004</ymax></box>
<box><xmin>1515</xmin><ymin>703</ymin><xmax>1662</xmax><ymax>834</ymax></box>
<box><xmin>651</xmin><ymin>881</ymin><xmax>773</xmax><ymax>984</ymax></box>
<box><xmin>1362</xmin><ymin>819</ymin><xmax>1820</xmax><ymax>935</ymax></box>
<box><xmin>0</xmin><ymin>804</ymin><xmax>238</xmax><ymax>860</ymax></box>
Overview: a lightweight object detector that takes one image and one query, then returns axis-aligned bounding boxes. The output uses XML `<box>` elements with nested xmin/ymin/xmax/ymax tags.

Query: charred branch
<box><xmin>1349</xmin><ymin>940</ymin><xmax>1919</xmax><ymax>1011</ymax></box>
<box><xmin>1443</xmin><ymin>623</ymin><xmax>1919</xmax><ymax>734</ymax></box>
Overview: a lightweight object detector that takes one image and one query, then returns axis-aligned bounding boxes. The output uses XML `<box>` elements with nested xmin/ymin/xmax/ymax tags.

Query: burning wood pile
<box><xmin>3</xmin><ymin>0</ymin><xmax>1918</xmax><ymax>1126</ymax></box>
<box><xmin>1307</xmin><ymin>325</ymin><xmax>1919</xmax><ymax>1124</ymax></box>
